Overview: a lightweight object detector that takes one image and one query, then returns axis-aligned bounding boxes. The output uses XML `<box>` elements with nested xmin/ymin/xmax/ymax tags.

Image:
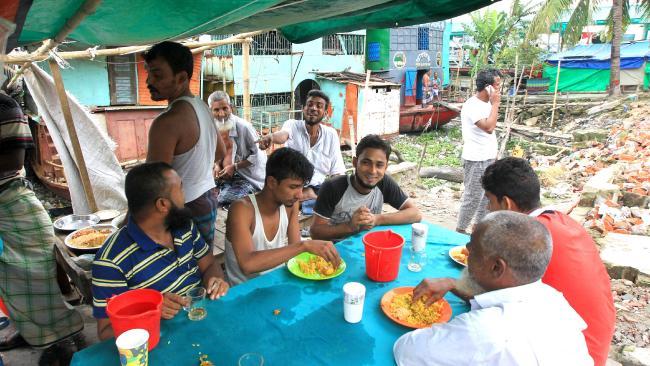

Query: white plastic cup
<box><xmin>343</xmin><ymin>282</ymin><xmax>366</xmax><ymax>323</ymax></box>
<box><xmin>115</xmin><ymin>328</ymin><xmax>149</xmax><ymax>366</ymax></box>
<box><xmin>411</xmin><ymin>223</ymin><xmax>428</xmax><ymax>252</ymax></box>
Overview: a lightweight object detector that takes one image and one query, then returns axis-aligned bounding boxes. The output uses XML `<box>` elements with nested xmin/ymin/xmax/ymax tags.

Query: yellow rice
<box><xmin>389</xmin><ymin>293</ymin><xmax>443</xmax><ymax>325</ymax></box>
<box><xmin>297</xmin><ymin>256</ymin><xmax>335</xmax><ymax>276</ymax></box>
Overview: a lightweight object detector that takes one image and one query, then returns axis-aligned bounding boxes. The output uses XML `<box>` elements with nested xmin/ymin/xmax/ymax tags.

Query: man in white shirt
<box><xmin>456</xmin><ymin>69</ymin><xmax>502</xmax><ymax>234</ymax></box>
<box><xmin>258</xmin><ymin>89</ymin><xmax>346</xmax><ymax>202</ymax></box>
<box><xmin>394</xmin><ymin>211</ymin><xmax>593</xmax><ymax>366</ymax></box>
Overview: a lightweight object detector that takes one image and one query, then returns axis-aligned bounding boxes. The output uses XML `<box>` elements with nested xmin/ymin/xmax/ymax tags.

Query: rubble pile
<box><xmin>611</xmin><ymin>279</ymin><xmax>650</xmax><ymax>348</ymax></box>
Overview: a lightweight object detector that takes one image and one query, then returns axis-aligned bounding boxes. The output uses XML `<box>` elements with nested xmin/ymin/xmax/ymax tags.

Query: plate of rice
<box><xmin>380</xmin><ymin>286</ymin><xmax>452</xmax><ymax>329</ymax></box>
<box><xmin>287</xmin><ymin>252</ymin><xmax>346</xmax><ymax>280</ymax></box>
<box><xmin>64</xmin><ymin>224</ymin><xmax>117</xmax><ymax>252</ymax></box>
<box><xmin>449</xmin><ymin>245</ymin><xmax>468</xmax><ymax>266</ymax></box>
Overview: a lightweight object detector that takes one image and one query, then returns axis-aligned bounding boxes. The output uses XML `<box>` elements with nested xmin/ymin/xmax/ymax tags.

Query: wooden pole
<box><xmin>498</xmin><ymin>62</ymin><xmax>529</xmax><ymax>159</ymax></box>
<box><xmin>522</xmin><ymin>63</ymin><xmax>536</xmax><ymax>107</ymax></box>
<box><xmin>48</xmin><ymin>59</ymin><xmax>98</xmax><ymax>213</ymax></box>
<box><xmin>221</xmin><ymin>58</ymin><xmax>227</xmax><ymax>92</ymax></box>
<box><xmin>242</xmin><ymin>37</ymin><xmax>252</xmax><ymax>122</ymax></box>
<box><xmin>550</xmin><ymin>59</ymin><xmax>562</xmax><ymax>128</ymax></box>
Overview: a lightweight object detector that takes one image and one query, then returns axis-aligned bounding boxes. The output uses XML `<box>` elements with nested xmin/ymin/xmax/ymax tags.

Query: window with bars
<box><xmin>322</xmin><ymin>34</ymin><xmax>365</xmax><ymax>55</ymax></box>
<box><xmin>211</xmin><ymin>31</ymin><xmax>292</xmax><ymax>56</ymax></box>
<box><xmin>107</xmin><ymin>54</ymin><xmax>137</xmax><ymax>105</ymax></box>
<box><xmin>234</xmin><ymin>92</ymin><xmax>293</xmax><ymax>108</ymax></box>
<box><xmin>417</xmin><ymin>27</ymin><xmax>429</xmax><ymax>50</ymax></box>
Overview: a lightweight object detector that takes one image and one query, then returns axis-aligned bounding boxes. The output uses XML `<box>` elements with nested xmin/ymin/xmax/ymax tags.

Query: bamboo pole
<box><xmin>550</xmin><ymin>59</ymin><xmax>562</xmax><ymax>128</ymax></box>
<box><xmin>2</xmin><ymin>30</ymin><xmax>267</xmax><ymax>63</ymax></box>
<box><xmin>221</xmin><ymin>58</ymin><xmax>227</xmax><ymax>92</ymax></box>
<box><xmin>522</xmin><ymin>63</ymin><xmax>536</xmax><ymax>107</ymax></box>
<box><xmin>242</xmin><ymin>37</ymin><xmax>252</xmax><ymax>122</ymax></box>
<box><xmin>498</xmin><ymin>62</ymin><xmax>529</xmax><ymax>159</ymax></box>
<box><xmin>7</xmin><ymin>0</ymin><xmax>102</xmax><ymax>87</ymax></box>
<box><xmin>48</xmin><ymin>59</ymin><xmax>98</xmax><ymax>213</ymax></box>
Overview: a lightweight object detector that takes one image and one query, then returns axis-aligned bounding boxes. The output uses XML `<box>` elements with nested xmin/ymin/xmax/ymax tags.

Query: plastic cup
<box><xmin>411</xmin><ymin>223</ymin><xmax>428</xmax><ymax>252</ymax></box>
<box><xmin>116</xmin><ymin>328</ymin><xmax>149</xmax><ymax>366</ymax></box>
<box><xmin>238</xmin><ymin>353</ymin><xmax>265</xmax><ymax>366</ymax></box>
<box><xmin>343</xmin><ymin>282</ymin><xmax>366</xmax><ymax>323</ymax></box>
<box><xmin>184</xmin><ymin>287</ymin><xmax>207</xmax><ymax>321</ymax></box>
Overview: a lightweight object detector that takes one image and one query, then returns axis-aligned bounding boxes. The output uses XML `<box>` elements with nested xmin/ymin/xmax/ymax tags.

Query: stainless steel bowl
<box><xmin>53</xmin><ymin>214</ymin><xmax>101</xmax><ymax>231</ymax></box>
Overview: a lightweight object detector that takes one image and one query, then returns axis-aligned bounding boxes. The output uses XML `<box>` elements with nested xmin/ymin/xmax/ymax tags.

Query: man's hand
<box><xmin>413</xmin><ymin>278</ymin><xmax>456</xmax><ymax>307</ymax></box>
<box><xmin>205</xmin><ymin>277</ymin><xmax>229</xmax><ymax>300</ymax></box>
<box><xmin>162</xmin><ymin>292</ymin><xmax>188</xmax><ymax>319</ymax></box>
<box><xmin>258</xmin><ymin>134</ymin><xmax>273</xmax><ymax>150</ymax></box>
<box><xmin>489</xmin><ymin>84</ymin><xmax>501</xmax><ymax>105</ymax></box>
<box><xmin>218</xmin><ymin>164</ymin><xmax>236</xmax><ymax>180</ymax></box>
<box><xmin>213</xmin><ymin>163</ymin><xmax>222</xmax><ymax>179</ymax></box>
<box><xmin>303</xmin><ymin>240</ymin><xmax>341</xmax><ymax>269</ymax></box>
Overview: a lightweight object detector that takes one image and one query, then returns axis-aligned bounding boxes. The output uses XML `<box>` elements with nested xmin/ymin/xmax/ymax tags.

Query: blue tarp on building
<box><xmin>546</xmin><ymin>41</ymin><xmax>650</xmax><ymax>69</ymax></box>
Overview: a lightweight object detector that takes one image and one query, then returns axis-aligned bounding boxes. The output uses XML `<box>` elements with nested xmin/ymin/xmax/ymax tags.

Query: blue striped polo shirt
<box><xmin>91</xmin><ymin>216</ymin><xmax>210</xmax><ymax>318</ymax></box>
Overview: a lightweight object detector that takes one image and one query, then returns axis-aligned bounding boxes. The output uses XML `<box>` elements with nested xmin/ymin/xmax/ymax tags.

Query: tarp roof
<box><xmin>4</xmin><ymin>0</ymin><xmax>496</xmax><ymax>49</ymax></box>
<box><xmin>546</xmin><ymin>41</ymin><xmax>650</xmax><ymax>62</ymax></box>
<box><xmin>545</xmin><ymin>41</ymin><xmax>650</xmax><ymax>69</ymax></box>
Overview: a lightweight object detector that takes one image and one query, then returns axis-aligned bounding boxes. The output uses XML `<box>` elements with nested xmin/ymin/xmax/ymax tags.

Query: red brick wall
<box><xmin>137</xmin><ymin>53</ymin><xmax>202</xmax><ymax>106</ymax></box>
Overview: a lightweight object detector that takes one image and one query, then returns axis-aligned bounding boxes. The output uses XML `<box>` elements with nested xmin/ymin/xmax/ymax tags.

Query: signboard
<box><xmin>393</xmin><ymin>52</ymin><xmax>406</xmax><ymax>69</ymax></box>
<box><xmin>415</xmin><ymin>52</ymin><xmax>431</xmax><ymax>68</ymax></box>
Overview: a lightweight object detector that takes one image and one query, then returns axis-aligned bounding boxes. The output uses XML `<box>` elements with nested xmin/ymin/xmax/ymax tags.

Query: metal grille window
<box><xmin>430</xmin><ymin>26</ymin><xmax>444</xmax><ymax>51</ymax></box>
<box><xmin>210</xmin><ymin>34</ymin><xmax>234</xmax><ymax>56</ymax></box>
<box><xmin>232</xmin><ymin>31</ymin><xmax>292</xmax><ymax>55</ymax></box>
<box><xmin>233</xmin><ymin>92</ymin><xmax>295</xmax><ymax>128</ymax></box>
<box><xmin>234</xmin><ymin>92</ymin><xmax>293</xmax><ymax>108</ymax></box>
<box><xmin>417</xmin><ymin>27</ymin><xmax>429</xmax><ymax>50</ymax></box>
<box><xmin>107</xmin><ymin>54</ymin><xmax>137</xmax><ymax>105</ymax></box>
<box><xmin>322</xmin><ymin>34</ymin><xmax>365</xmax><ymax>55</ymax></box>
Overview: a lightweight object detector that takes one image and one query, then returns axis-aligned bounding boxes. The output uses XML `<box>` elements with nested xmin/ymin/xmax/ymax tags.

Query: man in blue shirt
<box><xmin>92</xmin><ymin>162</ymin><xmax>229</xmax><ymax>340</ymax></box>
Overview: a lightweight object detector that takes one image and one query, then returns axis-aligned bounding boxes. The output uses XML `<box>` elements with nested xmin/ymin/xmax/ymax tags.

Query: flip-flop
<box><xmin>0</xmin><ymin>332</ymin><xmax>27</xmax><ymax>351</ymax></box>
<box><xmin>0</xmin><ymin>317</ymin><xmax>9</xmax><ymax>331</ymax></box>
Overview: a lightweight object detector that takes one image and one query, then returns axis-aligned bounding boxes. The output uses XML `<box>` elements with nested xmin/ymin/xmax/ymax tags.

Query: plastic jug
<box><xmin>106</xmin><ymin>288</ymin><xmax>163</xmax><ymax>350</ymax></box>
<box><xmin>362</xmin><ymin>230</ymin><xmax>405</xmax><ymax>282</ymax></box>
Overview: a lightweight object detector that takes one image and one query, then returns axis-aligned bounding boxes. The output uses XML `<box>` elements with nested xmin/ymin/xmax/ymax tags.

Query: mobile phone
<box><xmin>486</xmin><ymin>85</ymin><xmax>494</xmax><ymax>96</ymax></box>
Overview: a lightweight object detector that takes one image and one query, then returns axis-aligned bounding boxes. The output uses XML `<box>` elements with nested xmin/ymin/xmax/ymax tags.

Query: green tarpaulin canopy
<box><xmin>14</xmin><ymin>0</ymin><xmax>496</xmax><ymax>46</ymax></box>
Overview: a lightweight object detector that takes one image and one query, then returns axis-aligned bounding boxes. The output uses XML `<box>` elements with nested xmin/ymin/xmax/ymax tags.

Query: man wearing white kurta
<box><xmin>394</xmin><ymin>211</ymin><xmax>592</xmax><ymax>366</ymax></box>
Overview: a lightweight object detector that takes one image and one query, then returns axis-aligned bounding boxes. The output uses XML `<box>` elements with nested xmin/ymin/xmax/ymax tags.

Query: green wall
<box><xmin>40</xmin><ymin>58</ymin><xmax>111</xmax><ymax>106</ymax></box>
<box><xmin>365</xmin><ymin>28</ymin><xmax>390</xmax><ymax>71</ymax></box>
<box><xmin>543</xmin><ymin>65</ymin><xmax>609</xmax><ymax>92</ymax></box>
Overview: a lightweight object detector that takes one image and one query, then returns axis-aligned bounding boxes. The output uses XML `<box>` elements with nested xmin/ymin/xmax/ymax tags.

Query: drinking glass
<box><xmin>238</xmin><ymin>353</ymin><xmax>264</xmax><ymax>366</ymax></box>
<box><xmin>184</xmin><ymin>287</ymin><xmax>207</xmax><ymax>321</ymax></box>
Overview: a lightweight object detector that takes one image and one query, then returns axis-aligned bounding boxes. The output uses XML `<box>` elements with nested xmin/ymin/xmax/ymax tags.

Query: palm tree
<box><xmin>527</xmin><ymin>0</ymin><xmax>650</xmax><ymax>97</ymax></box>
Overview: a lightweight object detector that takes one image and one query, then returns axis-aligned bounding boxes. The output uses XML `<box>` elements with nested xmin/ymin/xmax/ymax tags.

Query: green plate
<box><xmin>287</xmin><ymin>252</ymin><xmax>346</xmax><ymax>280</ymax></box>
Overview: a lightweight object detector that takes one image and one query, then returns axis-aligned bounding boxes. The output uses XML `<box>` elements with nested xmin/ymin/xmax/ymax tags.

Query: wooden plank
<box><xmin>53</xmin><ymin>234</ymin><xmax>93</xmax><ymax>304</ymax></box>
<box><xmin>242</xmin><ymin>38</ymin><xmax>252</xmax><ymax>121</ymax></box>
<box><xmin>49</xmin><ymin>59</ymin><xmax>98</xmax><ymax>213</ymax></box>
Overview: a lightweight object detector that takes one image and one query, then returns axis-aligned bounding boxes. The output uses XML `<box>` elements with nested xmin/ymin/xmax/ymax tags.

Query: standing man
<box><xmin>0</xmin><ymin>92</ymin><xmax>83</xmax><ymax>349</ymax></box>
<box><xmin>144</xmin><ymin>41</ymin><xmax>226</xmax><ymax>249</ymax></box>
<box><xmin>258</xmin><ymin>89</ymin><xmax>345</xmax><ymax>201</ymax></box>
<box><xmin>225</xmin><ymin>148</ymin><xmax>340</xmax><ymax>285</ymax></box>
<box><xmin>208</xmin><ymin>91</ymin><xmax>266</xmax><ymax>207</ymax></box>
<box><xmin>310</xmin><ymin>134</ymin><xmax>421</xmax><ymax>241</ymax></box>
<box><xmin>431</xmin><ymin>71</ymin><xmax>442</xmax><ymax>102</ymax></box>
<box><xmin>421</xmin><ymin>69</ymin><xmax>432</xmax><ymax>107</ymax></box>
<box><xmin>456</xmin><ymin>68</ymin><xmax>502</xmax><ymax>234</ymax></box>
<box><xmin>481</xmin><ymin>157</ymin><xmax>615</xmax><ymax>366</ymax></box>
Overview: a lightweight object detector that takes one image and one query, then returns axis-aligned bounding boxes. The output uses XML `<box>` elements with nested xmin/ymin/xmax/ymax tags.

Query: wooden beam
<box><xmin>48</xmin><ymin>59</ymin><xmax>98</xmax><ymax>213</ymax></box>
<box><xmin>242</xmin><ymin>37</ymin><xmax>252</xmax><ymax>122</ymax></box>
<box><xmin>7</xmin><ymin>0</ymin><xmax>102</xmax><ymax>87</ymax></box>
<box><xmin>3</xmin><ymin>30</ymin><xmax>267</xmax><ymax>63</ymax></box>
<box><xmin>550</xmin><ymin>59</ymin><xmax>562</xmax><ymax>128</ymax></box>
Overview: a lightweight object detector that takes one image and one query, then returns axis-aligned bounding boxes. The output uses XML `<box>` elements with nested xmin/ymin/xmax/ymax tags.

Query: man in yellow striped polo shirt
<box><xmin>92</xmin><ymin>162</ymin><xmax>229</xmax><ymax>341</ymax></box>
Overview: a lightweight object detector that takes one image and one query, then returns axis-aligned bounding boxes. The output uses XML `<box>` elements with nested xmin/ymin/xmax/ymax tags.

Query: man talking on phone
<box><xmin>456</xmin><ymin>68</ymin><xmax>502</xmax><ymax>234</ymax></box>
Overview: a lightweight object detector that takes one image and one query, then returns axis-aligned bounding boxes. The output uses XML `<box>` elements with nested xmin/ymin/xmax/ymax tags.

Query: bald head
<box><xmin>471</xmin><ymin>211</ymin><xmax>552</xmax><ymax>286</ymax></box>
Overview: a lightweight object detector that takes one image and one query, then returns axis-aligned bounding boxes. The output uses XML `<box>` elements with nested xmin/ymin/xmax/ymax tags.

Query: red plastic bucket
<box><xmin>363</xmin><ymin>230</ymin><xmax>405</xmax><ymax>282</ymax></box>
<box><xmin>106</xmin><ymin>289</ymin><xmax>163</xmax><ymax>350</ymax></box>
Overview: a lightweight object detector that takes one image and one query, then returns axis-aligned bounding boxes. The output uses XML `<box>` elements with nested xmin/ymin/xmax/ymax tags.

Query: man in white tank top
<box><xmin>144</xmin><ymin>42</ymin><xmax>226</xmax><ymax>250</ymax></box>
<box><xmin>225</xmin><ymin>148</ymin><xmax>341</xmax><ymax>285</ymax></box>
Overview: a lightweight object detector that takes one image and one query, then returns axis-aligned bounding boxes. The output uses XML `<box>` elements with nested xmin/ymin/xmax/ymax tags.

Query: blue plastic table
<box><xmin>71</xmin><ymin>223</ymin><xmax>470</xmax><ymax>365</ymax></box>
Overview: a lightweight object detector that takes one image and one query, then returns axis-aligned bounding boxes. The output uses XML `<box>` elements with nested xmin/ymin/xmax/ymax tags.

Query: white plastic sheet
<box><xmin>23</xmin><ymin>64</ymin><xmax>127</xmax><ymax>214</ymax></box>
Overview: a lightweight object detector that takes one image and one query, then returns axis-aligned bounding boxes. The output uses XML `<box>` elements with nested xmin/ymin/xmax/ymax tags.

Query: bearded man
<box><xmin>91</xmin><ymin>163</ymin><xmax>229</xmax><ymax>340</ymax></box>
<box><xmin>310</xmin><ymin>134</ymin><xmax>421</xmax><ymax>241</ymax></box>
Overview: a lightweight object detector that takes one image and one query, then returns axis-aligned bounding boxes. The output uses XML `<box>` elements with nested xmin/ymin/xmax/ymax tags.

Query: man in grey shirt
<box><xmin>209</xmin><ymin>91</ymin><xmax>267</xmax><ymax>206</ymax></box>
<box><xmin>310</xmin><ymin>135</ymin><xmax>422</xmax><ymax>241</ymax></box>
